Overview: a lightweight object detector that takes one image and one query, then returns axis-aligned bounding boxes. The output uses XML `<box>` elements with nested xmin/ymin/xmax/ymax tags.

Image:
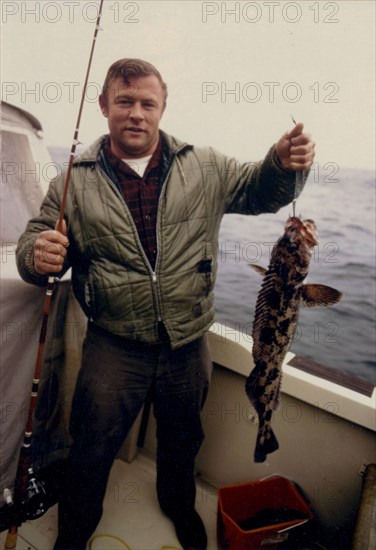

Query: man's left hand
<box><xmin>275</xmin><ymin>122</ymin><xmax>315</xmax><ymax>171</ymax></box>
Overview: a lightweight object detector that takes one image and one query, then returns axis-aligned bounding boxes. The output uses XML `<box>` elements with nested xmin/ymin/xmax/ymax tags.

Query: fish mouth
<box><xmin>285</xmin><ymin>216</ymin><xmax>318</xmax><ymax>248</ymax></box>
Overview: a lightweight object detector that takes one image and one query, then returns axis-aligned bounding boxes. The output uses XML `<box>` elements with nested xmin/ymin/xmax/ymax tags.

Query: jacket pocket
<box><xmin>197</xmin><ymin>242</ymin><xmax>216</xmax><ymax>296</ymax></box>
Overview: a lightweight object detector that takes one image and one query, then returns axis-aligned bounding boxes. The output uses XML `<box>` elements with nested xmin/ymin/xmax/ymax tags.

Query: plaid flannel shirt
<box><xmin>103</xmin><ymin>136</ymin><xmax>163</xmax><ymax>269</ymax></box>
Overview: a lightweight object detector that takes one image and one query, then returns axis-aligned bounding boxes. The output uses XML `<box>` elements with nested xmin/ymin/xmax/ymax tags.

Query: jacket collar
<box><xmin>72</xmin><ymin>130</ymin><xmax>192</xmax><ymax>165</ymax></box>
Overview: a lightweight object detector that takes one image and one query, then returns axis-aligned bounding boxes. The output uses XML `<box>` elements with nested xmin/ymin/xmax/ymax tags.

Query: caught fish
<box><xmin>246</xmin><ymin>217</ymin><xmax>343</xmax><ymax>463</ymax></box>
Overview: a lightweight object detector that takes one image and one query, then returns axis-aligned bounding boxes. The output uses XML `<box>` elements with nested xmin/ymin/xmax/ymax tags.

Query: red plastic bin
<box><xmin>217</xmin><ymin>475</ymin><xmax>313</xmax><ymax>549</ymax></box>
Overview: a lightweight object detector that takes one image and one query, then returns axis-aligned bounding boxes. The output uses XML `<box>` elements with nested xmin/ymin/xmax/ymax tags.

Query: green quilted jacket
<box><xmin>16</xmin><ymin>131</ymin><xmax>298</xmax><ymax>348</ymax></box>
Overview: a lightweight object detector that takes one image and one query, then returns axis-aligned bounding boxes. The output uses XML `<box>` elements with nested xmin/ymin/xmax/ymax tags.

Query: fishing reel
<box><xmin>3</xmin><ymin>468</ymin><xmax>47</xmax><ymax>526</ymax></box>
<box><xmin>22</xmin><ymin>467</ymin><xmax>47</xmax><ymax>520</ymax></box>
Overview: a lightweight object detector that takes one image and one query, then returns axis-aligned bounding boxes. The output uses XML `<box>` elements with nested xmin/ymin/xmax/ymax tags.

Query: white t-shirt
<box><xmin>122</xmin><ymin>155</ymin><xmax>152</xmax><ymax>178</ymax></box>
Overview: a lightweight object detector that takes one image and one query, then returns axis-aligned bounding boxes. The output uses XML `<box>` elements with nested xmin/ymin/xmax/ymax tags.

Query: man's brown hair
<box><xmin>101</xmin><ymin>58</ymin><xmax>168</xmax><ymax>105</ymax></box>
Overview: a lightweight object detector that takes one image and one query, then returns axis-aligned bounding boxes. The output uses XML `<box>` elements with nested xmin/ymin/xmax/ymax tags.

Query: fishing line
<box><xmin>88</xmin><ymin>534</ymin><xmax>181</xmax><ymax>550</ymax></box>
<box><xmin>88</xmin><ymin>534</ymin><xmax>131</xmax><ymax>550</ymax></box>
<box><xmin>290</xmin><ymin>114</ymin><xmax>305</xmax><ymax>218</ymax></box>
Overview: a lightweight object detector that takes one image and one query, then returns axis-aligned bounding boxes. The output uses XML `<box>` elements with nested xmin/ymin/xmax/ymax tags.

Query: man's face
<box><xmin>99</xmin><ymin>75</ymin><xmax>166</xmax><ymax>159</ymax></box>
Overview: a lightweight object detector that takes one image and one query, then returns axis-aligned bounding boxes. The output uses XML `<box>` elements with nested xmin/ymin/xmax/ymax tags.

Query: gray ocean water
<box><xmin>49</xmin><ymin>148</ymin><xmax>375</xmax><ymax>385</ymax></box>
<box><xmin>215</xmin><ymin>167</ymin><xmax>376</xmax><ymax>385</ymax></box>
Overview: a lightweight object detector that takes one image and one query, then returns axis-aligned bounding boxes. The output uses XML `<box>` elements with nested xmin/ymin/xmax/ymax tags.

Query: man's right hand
<box><xmin>34</xmin><ymin>219</ymin><xmax>69</xmax><ymax>275</ymax></box>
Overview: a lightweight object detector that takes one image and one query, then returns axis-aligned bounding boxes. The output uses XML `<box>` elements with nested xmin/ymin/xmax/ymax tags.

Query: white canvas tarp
<box><xmin>0</xmin><ymin>102</ymin><xmax>87</xmax><ymax>506</ymax></box>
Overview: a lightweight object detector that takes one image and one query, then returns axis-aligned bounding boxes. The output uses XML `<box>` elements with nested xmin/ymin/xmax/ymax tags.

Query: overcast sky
<box><xmin>2</xmin><ymin>0</ymin><xmax>375</xmax><ymax>170</ymax></box>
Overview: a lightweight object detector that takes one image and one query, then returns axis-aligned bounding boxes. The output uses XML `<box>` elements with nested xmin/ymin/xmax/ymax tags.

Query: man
<box><xmin>16</xmin><ymin>58</ymin><xmax>315</xmax><ymax>550</ymax></box>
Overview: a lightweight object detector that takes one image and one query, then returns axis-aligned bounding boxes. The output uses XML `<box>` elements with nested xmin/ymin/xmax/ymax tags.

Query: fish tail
<box><xmin>254</xmin><ymin>426</ymin><xmax>279</xmax><ymax>463</ymax></box>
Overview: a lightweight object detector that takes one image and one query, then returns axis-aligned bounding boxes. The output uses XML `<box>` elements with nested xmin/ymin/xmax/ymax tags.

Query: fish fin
<box><xmin>251</xmin><ymin>270</ymin><xmax>282</xmax><ymax>363</ymax></box>
<box><xmin>254</xmin><ymin>427</ymin><xmax>279</xmax><ymax>463</ymax></box>
<box><xmin>245</xmin><ymin>373</ymin><xmax>256</xmax><ymax>403</ymax></box>
<box><xmin>301</xmin><ymin>284</ymin><xmax>343</xmax><ymax>308</ymax></box>
<box><xmin>272</xmin><ymin>376</ymin><xmax>283</xmax><ymax>411</ymax></box>
<box><xmin>245</xmin><ymin>368</ymin><xmax>264</xmax><ymax>402</ymax></box>
<box><xmin>249</xmin><ymin>264</ymin><xmax>267</xmax><ymax>277</ymax></box>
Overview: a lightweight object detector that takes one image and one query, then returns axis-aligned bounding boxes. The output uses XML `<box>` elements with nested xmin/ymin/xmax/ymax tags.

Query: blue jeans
<box><xmin>55</xmin><ymin>322</ymin><xmax>212</xmax><ymax>548</ymax></box>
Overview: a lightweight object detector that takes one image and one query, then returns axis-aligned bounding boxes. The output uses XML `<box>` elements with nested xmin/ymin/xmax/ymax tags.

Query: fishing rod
<box><xmin>3</xmin><ymin>2</ymin><xmax>105</xmax><ymax>547</ymax></box>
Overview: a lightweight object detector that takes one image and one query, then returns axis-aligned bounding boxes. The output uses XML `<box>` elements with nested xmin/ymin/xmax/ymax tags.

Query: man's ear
<box><xmin>99</xmin><ymin>94</ymin><xmax>108</xmax><ymax>117</ymax></box>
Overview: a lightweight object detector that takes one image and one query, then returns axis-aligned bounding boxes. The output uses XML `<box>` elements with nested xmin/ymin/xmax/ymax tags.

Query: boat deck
<box><xmin>0</xmin><ymin>452</ymin><xmax>218</xmax><ymax>550</ymax></box>
<box><xmin>0</xmin><ymin>452</ymin><xmax>361</xmax><ymax>550</ymax></box>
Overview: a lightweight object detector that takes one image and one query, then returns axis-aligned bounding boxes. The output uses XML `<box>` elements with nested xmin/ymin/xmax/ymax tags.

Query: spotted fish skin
<box><xmin>246</xmin><ymin>217</ymin><xmax>342</xmax><ymax>463</ymax></box>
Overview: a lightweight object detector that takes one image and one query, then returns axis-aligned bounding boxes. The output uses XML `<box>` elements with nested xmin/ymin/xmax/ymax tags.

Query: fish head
<box><xmin>281</xmin><ymin>217</ymin><xmax>318</xmax><ymax>280</ymax></box>
<box><xmin>285</xmin><ymin>217</ymin><xmax>318</xmax><ymax>249</ymax></box>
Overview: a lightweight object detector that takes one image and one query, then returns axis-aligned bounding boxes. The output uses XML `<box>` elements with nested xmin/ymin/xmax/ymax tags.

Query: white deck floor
<box><xmin>1</xmin><ymin>453</ymin><xmax>218</xmax><ymax>550</ymax></box>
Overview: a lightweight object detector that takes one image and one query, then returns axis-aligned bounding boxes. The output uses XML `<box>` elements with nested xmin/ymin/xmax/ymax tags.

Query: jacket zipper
<box><xmin>151</xmin><ymin>157</ymin><xmax>177</xmax><ymax>325</ymax></box>
<box><xmin>98</xmin><ymin>134</ymin><xmax>191</xmax><ymax>330</ymax></box>
<box><xmin>151</xmin><ymin>272</ymin><xmax>161</xmax><ymax>322</ymax></box>
<box><xmin>97</xmin><ymin>158</ymin><xmax>178</xmax><ymax>329</ymax></box>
